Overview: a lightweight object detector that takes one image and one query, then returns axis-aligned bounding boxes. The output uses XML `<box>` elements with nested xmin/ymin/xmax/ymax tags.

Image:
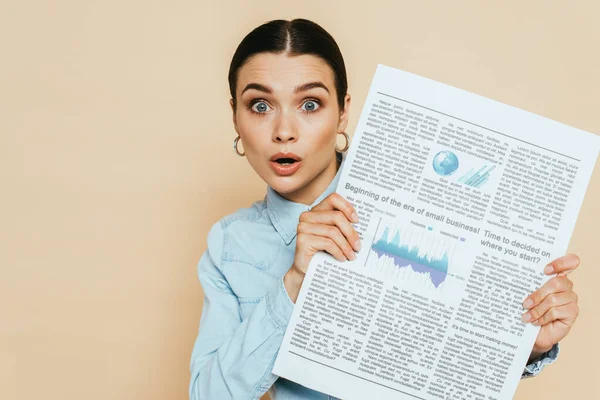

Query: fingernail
<box><xmin>544</xmin><ymin>265</ymin><xmax>554</xmax><ymax>274</ymax></box>
<box><xmin>523</xmin><ymin>298</ymin><xmax>533</xmax><ymax>309</ymax></box>
<box><xmin>351</xmin><ymin>212</ymin><xmax>359</xmax><ymax>223</ymax></box>
<box><xmin>349</xmin><ymin>252</ymin><xmax>356</xmax><ymax>261</ymax></box>
<box><xmin>354</xmin><ymin>239</ymin><xmax>361</xmax><ymax>251</ymax></box>
<box><xmin>522</xmin><ymin>313</ymin><xmax>531</xmax><ymax>322</ymax></box>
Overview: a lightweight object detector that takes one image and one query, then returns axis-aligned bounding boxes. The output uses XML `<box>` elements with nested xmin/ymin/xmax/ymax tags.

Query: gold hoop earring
<box><xmin>335</xmin><ymin>132</ymin><xmax>350</xmax><ymax>152</ymax></box>
<box><xmin>233</xmin><ymin>136</ymin><xmax>245</xmax><ymax>157</ymax></box>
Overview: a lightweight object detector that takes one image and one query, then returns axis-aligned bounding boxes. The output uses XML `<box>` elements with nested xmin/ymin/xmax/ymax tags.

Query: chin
<box><xmin>264</xmin><ymin>168</ymin><xmax>313</xmax><ymax>195</ymax></box>
<box><xmin>267</xmin><ymin>177</ymin><xmax>305</xmax><ymax>195</ymax></box>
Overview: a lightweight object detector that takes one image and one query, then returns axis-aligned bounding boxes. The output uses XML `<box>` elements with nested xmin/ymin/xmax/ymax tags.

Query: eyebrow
<box><xmin>294</xmin><ymin>81</ymin><xmax>330</xmax><ymax>94</ymax></box>
<box><xmin>240</xmin><ymin>81</ymin><xmax>330</xmax><ymax>96</ymax></box>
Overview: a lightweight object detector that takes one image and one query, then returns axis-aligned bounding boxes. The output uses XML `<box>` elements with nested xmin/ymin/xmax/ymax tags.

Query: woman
<box><xmin>189</xmin><ymin>18</ymin><xmax>580</xmax><ymax>400</ymax></box>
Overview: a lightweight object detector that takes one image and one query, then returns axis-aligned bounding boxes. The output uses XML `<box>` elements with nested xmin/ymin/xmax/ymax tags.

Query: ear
<box><xmin>230</xmin><ymin>98</ymin><xmax>239</xmax><ymax>134</ymax></box>
<box><xmin>337</xmin><ymin>93</ymin><xmax>351</xmax><ymax>133</ymax></box>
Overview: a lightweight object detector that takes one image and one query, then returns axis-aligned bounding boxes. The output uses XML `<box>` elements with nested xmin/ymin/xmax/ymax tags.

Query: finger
<box><xmin>523</xmin><ymin>276</ymin><xmax>573</xmax><ymax>309</ymax></box>
<box><xmin>522</xmin><ymin>290</ymin><xmax>578</xmax><ymax>323</ymax></box>
<box><xmin>311</xmin><ymin>193</ymin><xmax>358</xmax><ymax>223</ymax></box>
<box><xmin>298</xmin><ymin>222</ymin><xmax>357</xmax><ymax>260</ymax></box>
<box><xmin>299</xmin><ymin>210</ymin><xmax>360</xmax><ymax>251</ymax></box>
<box><xmin>544</xmin><ymin>253</ymin><xmax>580</xmax><ymax>276</ymax></box>
<box><xmin>315</xmin><ymin>235</ymin><xmax>348</xmax><ymax>262</ymax></box>
<box><xmin>531</xmin><ymin>302</ymin><xmax>579</xmax><ymax>327</ymax></box>
<box><xmin>297</xmin><ymin>233</ymin><xmax>347</xmax><ymax>264</ymax></box>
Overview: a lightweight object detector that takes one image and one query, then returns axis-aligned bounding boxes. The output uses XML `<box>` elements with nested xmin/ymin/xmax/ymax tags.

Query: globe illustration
<box><xmin>432</xmin><ymin>150</ymin><xmax>459</xmax><ymax>176</ymax></box>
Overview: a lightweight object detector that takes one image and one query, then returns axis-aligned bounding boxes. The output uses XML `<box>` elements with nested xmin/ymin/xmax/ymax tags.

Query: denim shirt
<box><xmin>189</xmin><ymin>153</ymin><xmax>559</xmax><ymax>400</ymax></box>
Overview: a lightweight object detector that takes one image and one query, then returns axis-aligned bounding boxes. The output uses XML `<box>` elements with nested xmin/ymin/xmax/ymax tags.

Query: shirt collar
<box><xmin>266</xmin><ymin>152</ymin><xmax>346</xmax><ymax>245</ymax></box>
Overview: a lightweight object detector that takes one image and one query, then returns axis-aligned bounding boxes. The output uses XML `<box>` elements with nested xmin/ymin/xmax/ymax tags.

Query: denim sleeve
<box><xmin>189</xmin><ymin>222</ymin><xmax>295</xmax><ymax>400</ymax></box>
<box><xmin>521</xmin><ymin>343</ymin><xmax>560</xmax><ymax>379</ymax></box>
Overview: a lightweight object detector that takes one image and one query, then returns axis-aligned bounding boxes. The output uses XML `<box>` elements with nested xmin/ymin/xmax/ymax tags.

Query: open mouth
<box><xmin>274</xmin><ymin>158</ymin><xmax>298</xmax><ymax>165</ymax></box>
<box><xmin>269</xmin><ymin>152</ymin><xmax>302</xmax><ymax>176</ymax></box>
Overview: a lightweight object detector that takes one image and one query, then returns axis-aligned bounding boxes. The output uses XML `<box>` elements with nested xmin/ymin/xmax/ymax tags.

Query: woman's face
<box><xmin>231</xmin><ymin>52</ymin><xmax>350</xmax><ymax>204</ymax></box>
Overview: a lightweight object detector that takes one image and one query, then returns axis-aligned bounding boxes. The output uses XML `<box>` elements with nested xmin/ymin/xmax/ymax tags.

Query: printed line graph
<box><xmin>365</xmin><ymin>217</ymin><xmax>461</xmax><ymax>292</ymax></box>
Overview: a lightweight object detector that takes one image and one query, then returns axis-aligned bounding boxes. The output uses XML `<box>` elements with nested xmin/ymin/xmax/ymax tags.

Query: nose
<box><xmin>271</xmin><ymin>110</ymin><xmax>297</xmax><ymax>143</ymax></box>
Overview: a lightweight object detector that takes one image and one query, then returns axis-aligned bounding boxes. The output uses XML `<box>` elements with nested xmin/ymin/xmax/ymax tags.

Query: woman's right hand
<box><xmin>284</xmin><ymin>193</ymin><xmax>361</xmax><ymax>303</ymax></box>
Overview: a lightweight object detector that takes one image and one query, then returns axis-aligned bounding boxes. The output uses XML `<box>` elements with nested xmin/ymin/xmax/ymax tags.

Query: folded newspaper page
<box><xmin>272</xmin><ymin>64</ymin><xmax>599</xmax><ymax>400</ymax></box>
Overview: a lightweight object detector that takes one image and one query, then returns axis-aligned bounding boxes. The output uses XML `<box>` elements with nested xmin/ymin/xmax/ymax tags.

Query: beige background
<box><xmin>1</xmin><ymin>1</ymin><xmax>598</xmax><ymax>399</ymax></box>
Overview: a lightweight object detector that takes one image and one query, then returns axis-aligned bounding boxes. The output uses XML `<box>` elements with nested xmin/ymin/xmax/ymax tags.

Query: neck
<box><xmin>280</xmin><ymin>153</ymin><xmax>340</xmax><ymax>205</ymax></box>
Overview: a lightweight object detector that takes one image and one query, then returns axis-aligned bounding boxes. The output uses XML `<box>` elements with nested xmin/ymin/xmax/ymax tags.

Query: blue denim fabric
<box><xmin>189</xmin><ymin>153</ymin><xmax>558</xmax><ymax>399</ymax></box>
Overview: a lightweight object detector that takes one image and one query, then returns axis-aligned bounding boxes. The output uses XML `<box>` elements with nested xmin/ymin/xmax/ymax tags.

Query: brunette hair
<box><xmin>228</xmin><ymin>19</ymin><xmax>348</xmax><ymax>112</ymax></box>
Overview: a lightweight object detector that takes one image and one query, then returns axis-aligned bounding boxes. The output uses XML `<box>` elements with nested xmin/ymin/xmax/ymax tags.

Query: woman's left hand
<box><xmin>522</xmin><ymin>253</ymin><xmax>580</xmax><ymax>363</ymax></box>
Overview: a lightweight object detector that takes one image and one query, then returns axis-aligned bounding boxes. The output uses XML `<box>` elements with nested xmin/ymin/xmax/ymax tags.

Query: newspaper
<box><xmin>272</xmin><ymin>64</ymin><xmax>599</xmax><ymax>400</ymax></box>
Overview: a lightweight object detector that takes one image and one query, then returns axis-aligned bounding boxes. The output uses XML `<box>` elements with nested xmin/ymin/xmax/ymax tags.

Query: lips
<box><xmin>269</xmin><ymin>152</ymin><xmax>302</xmax><ymax>176</ymax></box>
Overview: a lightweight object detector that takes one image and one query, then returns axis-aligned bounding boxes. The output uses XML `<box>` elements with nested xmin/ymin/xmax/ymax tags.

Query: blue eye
<box><xmin>301</xmin><ymin>100</ymin><xmax>320</xmax><ymax>112</ymax></box>
<box><xmin>251</xmin><ymin>101</ymin><xmax>271</xmax><ymax>113</ymax></box>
